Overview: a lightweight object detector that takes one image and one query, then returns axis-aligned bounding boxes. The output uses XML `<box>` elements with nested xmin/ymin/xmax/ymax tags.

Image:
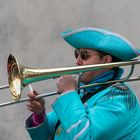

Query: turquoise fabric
<box><xmin>26</xmin><ymin>69</ymin><xmax>140</xmax><ymax>140</ymax></box>
<box><xmin>61</xmin><ymin>27</ymin><xmax>140</xmax><ymax>61</ymax></box>
<box><xmin>26</xmin><ymin>111</ymin><xmax>58</xmax><ymax>140</ymax></box>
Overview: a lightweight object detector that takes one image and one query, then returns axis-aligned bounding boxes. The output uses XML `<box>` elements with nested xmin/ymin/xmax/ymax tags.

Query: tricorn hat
<box><xmin>61</xmin><ymin>27</ymin><xmax>140</xmax><ymax>61</ymax></box>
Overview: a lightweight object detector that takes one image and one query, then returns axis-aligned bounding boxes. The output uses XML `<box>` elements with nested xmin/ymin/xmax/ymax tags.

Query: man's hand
<box><xmin>57</xmin><ymin>75</ymin><xmax>77</xmax><ymax>93</ymax></box>
<box><xmin>26</xmin><ymin>90</ymin><xmax>45</xmax><ymax>115</ymax></box>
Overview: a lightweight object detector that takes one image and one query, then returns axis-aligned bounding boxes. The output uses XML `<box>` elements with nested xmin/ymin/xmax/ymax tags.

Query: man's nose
<box><xmin>75</xmin><ymin>56</ymin><xmax>83</xmax><ymax>65</ymax></box>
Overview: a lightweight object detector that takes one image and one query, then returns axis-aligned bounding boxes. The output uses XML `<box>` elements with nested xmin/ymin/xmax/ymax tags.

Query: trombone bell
<box><xmin>7</xmin><ymin>54</ymin><xmax>22</xmax><ymax>101</ymax></box>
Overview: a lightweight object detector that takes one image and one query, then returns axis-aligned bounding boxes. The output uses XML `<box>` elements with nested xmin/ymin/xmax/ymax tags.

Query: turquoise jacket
<box><xmin>26</xmin><ymin>70</ymin><xmax>140</xmax><ymax>140</ymax></box>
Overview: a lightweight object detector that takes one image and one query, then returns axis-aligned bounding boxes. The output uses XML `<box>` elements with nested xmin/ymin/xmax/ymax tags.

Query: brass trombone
<box><xmin>0</xmin><ymin>54</ymin><xmax>140</xmax><ymax>107</ymax></box>
<box><xmin>0</xmin><ymin>85</ymin><xmax>9</xmax><ymax>90</ymax></box>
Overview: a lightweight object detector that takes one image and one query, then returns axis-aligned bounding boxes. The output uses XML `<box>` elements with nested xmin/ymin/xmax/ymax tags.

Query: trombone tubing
<box><xmin>0</xmin><ymin>85</ymin><xmax>9</xmax><ymax>90</ymax></box>
<box><xmin>0</xmin><ymin>76</ymin><xmax>140</xmax><ymax>107</ymax></box>
<box><xmin>20</xmin><ymin>59</ymin><xmax>140</xmax><ymax>85</ymax></box>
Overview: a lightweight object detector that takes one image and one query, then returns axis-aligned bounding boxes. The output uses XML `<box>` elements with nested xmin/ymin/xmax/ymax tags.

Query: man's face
<box><xmin>74</xmin><ymin>48</ymin><xmax>111</xmax><ymax>83</ymax></box>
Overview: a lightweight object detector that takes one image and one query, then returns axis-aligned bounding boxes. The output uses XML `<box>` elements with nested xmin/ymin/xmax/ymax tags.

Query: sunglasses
<box><xmin>74</xmin><ymin>49</ymin><xmax>92</xmax><ymax>60</ymax></box>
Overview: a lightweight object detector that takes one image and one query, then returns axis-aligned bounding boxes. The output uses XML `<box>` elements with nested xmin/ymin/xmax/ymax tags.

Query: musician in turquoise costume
<box><xmin>25</xmin><ymin>27</ymin><xmax>140</xmax><ymax>140</ymax></box>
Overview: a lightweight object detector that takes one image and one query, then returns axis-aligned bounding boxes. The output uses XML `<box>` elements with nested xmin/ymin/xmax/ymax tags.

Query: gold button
<box><xmin>56</xmin><ymin>127</ymin><xmax>62</xmax><ymax>136</ymax></box>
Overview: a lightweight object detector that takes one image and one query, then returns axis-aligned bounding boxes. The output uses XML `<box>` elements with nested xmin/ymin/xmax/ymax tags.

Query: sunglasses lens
<box><xmin>74</xmin><ymin>49</ymin><xmax>79</xmax><ymax>59</ymax></box>
<box><xmin>81</xmin><ymin>51</ymin><xmax>86</xmax><ymax>60</ymax></box>
<box><xmin>74</xmin><ymin>49</ymin><xmax>87</xmax><ymax>60</ymax></box>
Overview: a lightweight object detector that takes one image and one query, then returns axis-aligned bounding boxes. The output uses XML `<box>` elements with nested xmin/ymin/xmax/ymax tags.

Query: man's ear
<box><xmin>104</xmin><ymin>55</ymin><xmax>112</xmax><ymax>63</ymax></box>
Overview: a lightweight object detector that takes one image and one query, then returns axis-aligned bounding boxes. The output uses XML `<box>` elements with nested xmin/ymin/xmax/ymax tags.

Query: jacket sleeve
<box><xmin>52</xmin><ymin>90</ymin><xmax>133</xmax><ymax>140</ymax></box>
<box><xmin>25</xmin><ymin>111</ymin><xmax>58</xmax><ymax>140</ymax></box>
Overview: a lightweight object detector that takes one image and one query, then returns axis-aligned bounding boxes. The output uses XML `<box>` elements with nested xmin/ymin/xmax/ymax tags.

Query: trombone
<box><xmin>0</xmin><ymin>54</ymin><xmax>140</xmax><ymax>107</ymax></box>
<box><xmin>0</xmin><ymin>85</ymin><xmax>9</xmax><ymax>90</ymax></box>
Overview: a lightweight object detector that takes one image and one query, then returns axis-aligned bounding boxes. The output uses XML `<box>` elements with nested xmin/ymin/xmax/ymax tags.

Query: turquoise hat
<box><xmin>61</xmin><ymin>27</ymin><xmax>140</xmax><ymax>61</ymax></box>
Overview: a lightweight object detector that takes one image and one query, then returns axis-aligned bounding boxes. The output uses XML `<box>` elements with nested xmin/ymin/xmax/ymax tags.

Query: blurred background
<box><xmin>0</xmin><ymin>0</ymin><xmax>140</xmax><ymax>139</ymax></box>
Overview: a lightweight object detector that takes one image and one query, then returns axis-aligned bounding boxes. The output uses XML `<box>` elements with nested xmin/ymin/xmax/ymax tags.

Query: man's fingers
<box><xmin>26</xmin><ymin>100</ymin><xmax>42</xmax><ymax>111</ymax></box>
<box><xmin>27</xmin><ymin>90</ymin><xmax>39</xmax><ymax>99</ymax></box>
<box><xmin>33</xmin><ymin>90</ymin><xmax>39</xmax><ymax>96</ymax></box>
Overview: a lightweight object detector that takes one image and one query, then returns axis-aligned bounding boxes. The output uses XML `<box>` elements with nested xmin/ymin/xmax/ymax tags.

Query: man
<box><xmin>25</xmin><ymin>27</ymin><xmax>140</xmax><ymax>140</ymax></box>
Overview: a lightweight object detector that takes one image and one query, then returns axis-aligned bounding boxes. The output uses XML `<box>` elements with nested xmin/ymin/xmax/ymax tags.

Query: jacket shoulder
<box><xmin>106</xmin><ymin>83</ymin><xmax>137</xmax><ymax>110</ymax></box>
